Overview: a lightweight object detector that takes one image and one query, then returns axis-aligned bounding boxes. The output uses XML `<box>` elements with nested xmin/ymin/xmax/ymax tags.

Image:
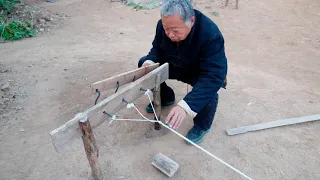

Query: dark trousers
<box><xmin>138</xmin><ymin>56</ymin><xmax>218</xmax><ymax>131</ymax></box>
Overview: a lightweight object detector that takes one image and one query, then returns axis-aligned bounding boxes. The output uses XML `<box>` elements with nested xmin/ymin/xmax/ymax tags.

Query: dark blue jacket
<box><xmin>147</xmin><ymin>9</ymin><xmax>228</xmax><ymax>113</ymax></box>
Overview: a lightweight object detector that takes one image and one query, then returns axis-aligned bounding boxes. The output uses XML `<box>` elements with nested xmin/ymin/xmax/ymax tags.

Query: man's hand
<box><xmin>142</xmin><ymin>61</ymin><xmax>152</xmax><ymax>67</ymax></box>
<box><xmin>166</xmin><ymin>106</ymin><xmax>187</xmax><ymax>130</ymax></box>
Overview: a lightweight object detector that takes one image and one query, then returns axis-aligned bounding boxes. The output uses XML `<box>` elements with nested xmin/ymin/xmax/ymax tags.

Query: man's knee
<box><xmin>200</xmin><ymin>94</ymin><xmax>219</xmax><ymax>115</ymax></box>
<box><xmin>208</xmin><ymin>94</ymin><xmax>219</xmax><ymax>109</ymax></box>
<box><xmin>138</xmin><ymin>56</ymin><xmax>148</xmax><ymax>68</ymax></box>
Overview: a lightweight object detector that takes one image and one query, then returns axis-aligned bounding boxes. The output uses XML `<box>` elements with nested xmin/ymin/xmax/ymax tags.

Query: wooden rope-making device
<box><xmin>50</xmin><ymin>63</ymin><xmax>255</xmax><ymax>180</ymax></box>
<box><xmin>50</xmin><ymin>63</ymin><xmax>168</xmax><ymax>180</ymax></box>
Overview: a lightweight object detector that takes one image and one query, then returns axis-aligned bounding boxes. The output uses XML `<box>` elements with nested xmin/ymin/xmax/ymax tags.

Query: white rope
<box><xmin>132</xmin><ymin>105</ymin><xmax>150</xmax><ymax>121</ymax></box>
<box><xmin>110</xmin><ymin>89</ymin><xmax>253</xmax><ymax>180</ymax></box>
<box><xmin>157</xmin><ymin>121</ymin><xmax>253</xmax><ymax>180</ymax></box>
<box><xmin>145</xmin><ymin>90</ymin><xmax>160</xmax><ymax>122</ymax></box>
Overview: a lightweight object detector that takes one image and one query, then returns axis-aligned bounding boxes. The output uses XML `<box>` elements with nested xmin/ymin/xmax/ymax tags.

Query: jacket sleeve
<box><xmin>146</xmin><ymin>20</ymin><xmax>163</xmax><ymax>63</ymax></box>
<box><xmin>182</xmin><ymin>35</ymin><xmax>228</xmax><ymax>113</ymax></box>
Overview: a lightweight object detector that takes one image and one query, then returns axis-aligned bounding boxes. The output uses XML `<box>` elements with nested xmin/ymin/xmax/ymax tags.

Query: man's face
<box><xmin>162</xmin><ymin>14</ymin><xmax>195</xmax><ymax>43</ymax></box>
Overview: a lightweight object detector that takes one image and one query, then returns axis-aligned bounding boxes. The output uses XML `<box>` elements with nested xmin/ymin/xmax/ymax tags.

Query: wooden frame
<box><xmin>50</xmin><ymin>63</ymin><xmax>169</xmax><ymax>179</ymax></box>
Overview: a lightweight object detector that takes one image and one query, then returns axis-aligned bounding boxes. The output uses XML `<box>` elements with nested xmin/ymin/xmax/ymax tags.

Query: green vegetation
<box><xmin>125</xmin><ymin>0</ymin><xmax>161</xmax><ymax>10</ymax></box>
<box><xmin>0</xmin><ymin>0</ymin><xmax>36</xmax><ymax>41</ymax></box>
<box><xmin>0</xmin><ymin>20</ymin><xmax>36</xmax><ymax>40</ymax></box>
<box><xmin>210</xmin><ymin>11</ymin><xmax>219</xmax><ymax>17</ymax></box>
<box><xmin>126</xmin><ymin>2</ymin><xmax>145</xmax><ymax>10</ymax></box>
<box><xmin>0</xmin><ymin>0</ymin><xmax>20</xmax><ymax>15</ymax></box>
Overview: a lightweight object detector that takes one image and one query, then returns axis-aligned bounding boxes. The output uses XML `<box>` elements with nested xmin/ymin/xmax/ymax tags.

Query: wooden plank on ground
<box><xmin>226</xmin><ymin>114</ymin><xmax>320</xmax><ymax>136</ymax></box>
<box><xmin>50</xmin><ymin>63</ymin><xmax>169</xmax><ymax>152</ymax></box>
<box><xmin>91</xmin><ymin>63</ymin><xmax>159</xmax><ymax>94</ymax></box>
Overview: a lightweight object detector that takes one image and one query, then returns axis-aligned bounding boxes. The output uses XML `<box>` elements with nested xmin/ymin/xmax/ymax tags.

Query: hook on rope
<box><xmin>103</xmin><ymin>111</ymin><xmax>116</xmax><ymax>120</ymax></box>
<box><xmin>122</xmin><ymin>98</ymin><xmax>129</xmax><ymax>104</ymax></box>
<box><xmin>103</xmin><ymin>111</ymin><xmax>112</xmax><ymax>117</ymax></box>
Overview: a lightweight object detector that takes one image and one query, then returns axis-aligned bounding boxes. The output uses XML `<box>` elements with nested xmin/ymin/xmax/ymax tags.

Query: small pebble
<box><xmin>1</xmin><ymin>82</ymin><xmax>10</xmax><ymax>91</ymax></box>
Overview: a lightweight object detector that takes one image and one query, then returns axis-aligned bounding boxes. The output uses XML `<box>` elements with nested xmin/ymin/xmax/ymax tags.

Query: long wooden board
<box><xmin>91</xmin><ymin>63</ymin><xmax>159</xmax><ymax>94</ymax></box>
<box><xmin>226</xmin><ymin>114</ymin><xmax>320</xmax><ymax>136</ymax></box>
<box><xmin>50</xmin><ymin>63</ymin><xmax>169</xmax><ymax>152</ymax></box>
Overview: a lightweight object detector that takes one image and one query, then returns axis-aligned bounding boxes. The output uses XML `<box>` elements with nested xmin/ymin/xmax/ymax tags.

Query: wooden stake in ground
<box><xmin>78</xmin><ymin>113</ymin><xmax>103</xmax><ymax>180</ymax></box>
<box><xmin>225</xmin><ymin>0</ymin><xmax>239</xmax><ymax>9</ymax></box>
<box><xmin>153</xmin><ymin>74</ymin><xmax>162</xmax><ymax>130</ymax></box>
<box><xmin>226</xmin><ymin>114</ymin><xmax>320</xmax><ymax>136</ymax></box>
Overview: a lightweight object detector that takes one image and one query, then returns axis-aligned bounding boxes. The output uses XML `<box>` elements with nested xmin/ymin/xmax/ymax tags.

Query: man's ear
<box><xmin>190</xmin><ymin>16</ymin><xmax>195</xmax><ymax>27</ymax></box>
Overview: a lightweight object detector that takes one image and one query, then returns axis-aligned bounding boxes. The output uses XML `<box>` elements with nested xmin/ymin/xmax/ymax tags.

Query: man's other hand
<box><xmin>166</xmin><ymin>106</ymin><xmax>187</xmax><ymax>130</ymax></box>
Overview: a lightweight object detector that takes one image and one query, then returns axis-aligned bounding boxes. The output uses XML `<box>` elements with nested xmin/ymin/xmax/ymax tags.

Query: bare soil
<box><xmin>0</xmin><ymin>0</ymin><xmax>319</xmax><ymax>179</ymax></box>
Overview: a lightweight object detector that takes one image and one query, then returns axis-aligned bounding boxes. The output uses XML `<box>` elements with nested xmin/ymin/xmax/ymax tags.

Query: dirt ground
<box><xmin>1</xmin><ymin>0</ymin><xmax>319</xmax><ymax>179</ymax></box>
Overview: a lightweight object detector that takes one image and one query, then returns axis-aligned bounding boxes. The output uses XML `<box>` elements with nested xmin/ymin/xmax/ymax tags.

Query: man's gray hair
<box><xmin>160</xmin><ymin>0</ymin><xmax>195</xmax><ymax>26</ymax></box>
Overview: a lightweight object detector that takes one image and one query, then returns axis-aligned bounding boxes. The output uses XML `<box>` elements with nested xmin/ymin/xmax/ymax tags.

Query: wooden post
<box><xmin>225</xmin><ymin>0</ymin><xmax>239</xmax><ymax>9</ymax></box>
<box><xmin>153</xmin><ymin>74</ymin><xmax>162</xmax><ymax>130</ymax></box>
<box><xmin>78</xmin><ymin>113</ymin><xmax>103</xmax><ymax>180</ymax></box>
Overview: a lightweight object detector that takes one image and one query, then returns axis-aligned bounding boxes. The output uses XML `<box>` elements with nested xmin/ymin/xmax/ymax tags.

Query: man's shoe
<box><xmin>146</xmin><ymin>100</ymin><xmax>175</xmax><ymax>113</ymax></box>
<box><xmin>186</xmin><ymin>126</ymin><xmax>210</xmax><ymax>145</ymax></box>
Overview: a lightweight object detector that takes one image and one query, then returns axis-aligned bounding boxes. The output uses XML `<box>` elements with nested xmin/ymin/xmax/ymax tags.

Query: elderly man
<box><xmin>138</xmin><ymin>0</ymin><xmax>228</xmax><ymax>144</ymax></box>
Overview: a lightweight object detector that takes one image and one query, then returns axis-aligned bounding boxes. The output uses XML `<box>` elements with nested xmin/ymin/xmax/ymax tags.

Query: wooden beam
<box><xmin>50</xmin><ymin>63</ymin><xmax>169</xmax><ymax>152</ymax></box>
<box><xmin>78</xmin><ymin>113</ymin><xmax>103</xmax><ymax>180</ymax></box>
<box><xmin>226</xmin><ymin>114</ymin><xmax>320</xmax><ymax>136</ymax></box>
<box><xmin>91</xmin><ymin>63</ymin><xmax>159</xmax><ymax>94</ymax></box>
